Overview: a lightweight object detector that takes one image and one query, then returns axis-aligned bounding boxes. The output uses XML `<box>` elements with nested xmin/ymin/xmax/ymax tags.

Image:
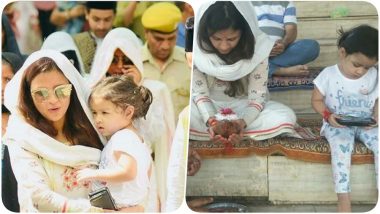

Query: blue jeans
<box><xmin>268</xmin><ymin>39</ymin><xmax>320</xmax><ymax>77</ymax></box>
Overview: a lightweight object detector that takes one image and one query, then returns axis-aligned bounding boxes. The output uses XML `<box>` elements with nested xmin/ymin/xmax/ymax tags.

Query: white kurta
<box><xmin>190</xmin><ymin>61</ymin><xmax>296</xmax><ymax>141</ymax></box>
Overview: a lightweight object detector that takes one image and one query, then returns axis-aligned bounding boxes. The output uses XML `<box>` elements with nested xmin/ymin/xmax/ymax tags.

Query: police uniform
<box><xmin>141</xmin><ymin>3</ymin><xmax>191</xmax><ymax>120</ymax></box>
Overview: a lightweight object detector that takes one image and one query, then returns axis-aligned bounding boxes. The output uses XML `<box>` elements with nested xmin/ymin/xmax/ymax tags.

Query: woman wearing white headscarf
<box><xmin>3</xmin><ymin>50</ymin><xmax>106</xmax><ymax>212</ymax></box>
<box><xmin>41</xmin><ymin>31</ymin><xmax>86</xmax><ymax>76</ymax></box>
<box><xmin>87</xmin><ymin>27</ymin><xmax>175</xmax><ymax>211</ymax></box>
<box><xmin>190</xmin><ymin>1</ymin><xmax>296</xmax><ymax>143</ymax></box>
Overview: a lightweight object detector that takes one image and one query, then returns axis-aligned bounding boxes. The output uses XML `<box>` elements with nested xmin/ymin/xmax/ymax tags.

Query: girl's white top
<box><xmin>313</xmin><ymin>64</ymin><xmax>378</xmax><ymax>134</ymax></box>
<box><xmin>93</xmin><ymin>129</ymin><xmax>152</xmax><ymax>207</ymax></box>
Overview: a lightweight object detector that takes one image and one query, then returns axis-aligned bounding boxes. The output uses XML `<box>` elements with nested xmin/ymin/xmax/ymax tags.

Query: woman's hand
<box><xmin>121</xmin><ymin>65</ymin><xmax>142</xmax><ymax>83</ymax></box>
<box><xmin>227</xmin><ymin>119</ymin><xmax>245</xmax><ymax>144</ymax></box>
<box><xmin>208</xmin><ymin>120</ymin><xmax>229</xmax><ymax>144</ymax></box>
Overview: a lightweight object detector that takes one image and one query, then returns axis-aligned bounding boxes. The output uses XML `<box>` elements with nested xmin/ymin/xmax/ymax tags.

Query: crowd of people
<box><xmin>1</xmin><ymin>1</ymin><xmax>377</xmax><ymax>213</ymax></box>
<box><xmin>2</xmin><ymin>1</ymin><xmax>191</xmax><ymax>212</ymax></box>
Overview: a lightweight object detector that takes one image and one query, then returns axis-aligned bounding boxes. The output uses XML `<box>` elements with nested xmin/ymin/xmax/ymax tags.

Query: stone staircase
<box><xmin>187</xmin><ymin>1</ymin><xmax>378</xmax><ymax>205</ymax></box>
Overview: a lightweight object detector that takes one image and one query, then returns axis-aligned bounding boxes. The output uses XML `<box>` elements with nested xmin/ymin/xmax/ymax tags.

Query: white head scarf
<box><xmin>193</xmin><ymin>1</ymin><xmax>274</xmax><ymax>81</ymax></box>
<box><xmin>87</xmin><ymin>27</ymin><xmax>144</xmax><ymax>88</ymax></box>
<box><xmin>4</xmin><ymin>50</ymin><xmax>105</xmax><ymax>167</ymax></box>
<box><xmin>41</xmin><ymin>31</ymin><xmax>85</xmax><ymax>75</ymax></box>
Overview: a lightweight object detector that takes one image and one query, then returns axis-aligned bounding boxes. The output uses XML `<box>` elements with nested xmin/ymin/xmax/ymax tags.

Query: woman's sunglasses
<box><xmin>31</xmin><ymin>84</ymin><xmax>72</xmax><ymax>102</ymax></box>
<box><xmin>111</xmin><ymin>55</ymin><xmax>134</xmax><ymax>65</ymax></box>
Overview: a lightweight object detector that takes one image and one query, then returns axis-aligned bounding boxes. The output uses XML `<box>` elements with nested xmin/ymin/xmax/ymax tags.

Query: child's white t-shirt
<box><xmin>313</xmin><ymin>64</ymin><xmax>378</xmax><ymax>133</ymax></box>
<box><xmin>93</xmin><ymin>129</ymin><xmax>152</xmax><ymax>208</ymax></box>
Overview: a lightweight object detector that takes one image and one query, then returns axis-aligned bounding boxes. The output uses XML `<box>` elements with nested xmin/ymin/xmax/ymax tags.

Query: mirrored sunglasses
<box><xmin>31</xmin><ymin>84</ymin><xmax>72</xmax><ymax>102</ymax></box>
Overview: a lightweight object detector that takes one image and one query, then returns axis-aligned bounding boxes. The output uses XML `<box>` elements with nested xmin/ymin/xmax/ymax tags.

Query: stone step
<box><xmin>186</xmin><ymin>156</ymin><xmax>268</xmax><ymax>197</ymax></box>
<box><xmin>268</xmin><ymin>156</ymin><xmax>377</xmax><ymax>203</ymax></box>
<box><xmin>309</xmin><ymin>42</ymin><xmax>337</xmax><ymax>68</ymax></box>
<box><xmin>294</xmin><ymin>1</ymin><xmax>378</xmax><ymax>68</ymax></box>
<box><xmin>294</xmin><ymin>1</ymin><xmax>377</xmax><ymax>18</ymax></box>
<box><xmin>186</xmin><ymin>156</ymin><xmax>377</xmax><ymax>203</ymax></box>
<box><xmin>297</xmin><ymin>17</ymin><xmax>378</xmax><ymax>40</ymax></box>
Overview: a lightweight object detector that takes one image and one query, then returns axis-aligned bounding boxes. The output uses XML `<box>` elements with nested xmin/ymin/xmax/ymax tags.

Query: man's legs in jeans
<box><xmin>269</xmin><ymin>39</ymin><xmax>320</xmax><ymax>77</ymax></box>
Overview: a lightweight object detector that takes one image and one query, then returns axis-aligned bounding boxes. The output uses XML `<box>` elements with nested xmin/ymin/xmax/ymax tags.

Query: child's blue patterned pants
<box><xmin>324</xmin><ymin>125</ymin><xmax>378</xmax><ymax>193</ymax></box>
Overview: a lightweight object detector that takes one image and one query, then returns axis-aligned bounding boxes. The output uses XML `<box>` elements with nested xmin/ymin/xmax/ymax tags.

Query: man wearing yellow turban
<box><xmin>141</xmin><ymin>2</ymin><xmax>191</xmax><ymax>122</ymax></box>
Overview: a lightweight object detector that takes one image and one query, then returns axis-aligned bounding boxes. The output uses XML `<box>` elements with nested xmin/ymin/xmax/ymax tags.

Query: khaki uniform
<box><xmin>142</xmin><ymin>44</ymin><xmax>191</xmax><ymax>120</ymax></box>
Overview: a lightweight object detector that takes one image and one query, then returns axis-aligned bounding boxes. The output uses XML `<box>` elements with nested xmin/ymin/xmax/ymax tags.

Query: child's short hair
<box><xmin>337</xmin><ymin>24</ymin><xmax>378</xmax><ymax>60</ymax></box>
<box><xmin>90</xmin><ymin>76</ymin><xmax>153</xmax><ymax>120</ymax></box>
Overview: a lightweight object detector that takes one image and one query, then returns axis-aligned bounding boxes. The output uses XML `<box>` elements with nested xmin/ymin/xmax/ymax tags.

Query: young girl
<box><xmin>77</xmin><ymin>75</ymin><xmax>154</xmax><ymax>211</ymax></box>
<box><xmin>311</xmin><ymin>24</ymin><xmax>378</xmax><ymax>212</ymax></box>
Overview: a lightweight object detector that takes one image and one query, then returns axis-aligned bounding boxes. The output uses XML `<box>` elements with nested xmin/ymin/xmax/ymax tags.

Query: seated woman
<box><xmin>86</xmin><ymin>27</ymin><xmax>175</xmax><ymax>211</ymax></box>
<box><xmin>190</xmin><ymin>1</ymin><xmax>296</xmax><ymax>145</ymax></box>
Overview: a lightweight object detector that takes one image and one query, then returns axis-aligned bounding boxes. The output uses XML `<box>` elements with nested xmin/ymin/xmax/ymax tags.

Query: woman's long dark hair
<box><xmin>197</xmin><ymin>1</ymin><xmax>255</xmax><ymax>97</ymax></box>
<box><xmin>19</xmin><ymin>57</ymin><xmax>103</xmax><ymax>150</ymax></box>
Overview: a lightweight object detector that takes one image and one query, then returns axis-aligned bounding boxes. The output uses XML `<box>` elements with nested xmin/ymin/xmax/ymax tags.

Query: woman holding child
<box><xmin>3</xmin><ymin>50</ymin><xmax>143</xmax><ymax>212</ymax></box>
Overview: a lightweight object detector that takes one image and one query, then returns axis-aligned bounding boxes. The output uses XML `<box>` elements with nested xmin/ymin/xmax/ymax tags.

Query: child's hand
<box><xmin>76</xmin><ymin>168</ymin><xmax>98</xmax><ymax>182</ymax></box>
<box><xmin>328</xmin><ymin>114</ymin><xmax>346</xmax><ymax>128</ymax></box>
<box><xmin>364</xmin><ymin>118</ymin><xmax>378</xmax><ymax>130</ymax></box>
<box><xmin>373</xmin><ymin>113</ymin><xmax>378</xmax><ymax>124</ymax></box>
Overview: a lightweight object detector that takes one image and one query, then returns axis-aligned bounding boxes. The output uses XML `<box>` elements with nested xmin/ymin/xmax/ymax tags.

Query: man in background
<box><xmin>141</xmin><ymin>2</ymin><xmax>191</xmax><ymax>120</ymax></box>
<box><xmin>253</xmin><ymin>1</ymin><xmax>320</xmax><ymax>77</ymax></box>
<box><xmin>73</xmin><ymin>1</ymin><xmax>116</xmax><ymax>74</ymax></box>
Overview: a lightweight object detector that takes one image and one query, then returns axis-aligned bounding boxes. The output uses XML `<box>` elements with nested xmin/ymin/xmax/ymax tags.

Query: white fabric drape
<box><xmin>85</xmin><ymin>27</ymin><xmax>175</xmax><ymax>211</ymax></box>
<box><xmin>41</xmin><ymin>31</ymin><xmax>86</xmax><ymax>76</ymax></box>
<box><xmin>87</xmin><ymin>27</ymin><xmax>144</xmax><ymax>87</ymax></box>
<box><xmin>4</xmin><ymin>49</ymin><xmax>106</xmax><ymax>151</ymax></box>
<box><xmin>193</xmin><ymin>1</ymin><xmax>274</xmax><ymax>81</ymax></box>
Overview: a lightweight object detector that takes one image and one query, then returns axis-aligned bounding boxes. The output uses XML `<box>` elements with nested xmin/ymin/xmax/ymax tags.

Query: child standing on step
<box><xmin>77</xmin><ymin>76</ymin><xmax>154</xmax><ymax>211</ymax></box>
<box><xmin>311</xmin><ymin>24</ymin><xmax>378</xmax><ymax>212</ymax></box>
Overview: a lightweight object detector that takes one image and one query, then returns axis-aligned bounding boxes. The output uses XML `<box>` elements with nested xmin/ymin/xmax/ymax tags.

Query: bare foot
<box><xmin>274</xmin><ymin>65</ymin><xmax>310</xmax><ymax>77</ymax></box>
<box><xmin>187</xmin><ymin>197</ymin><xmax>214</xmax><ymax>212</ymax></box>
<box><xmin>337</xmin><ymin>193</ymin><xmax>351</xmax><ymax>212</ymax></box>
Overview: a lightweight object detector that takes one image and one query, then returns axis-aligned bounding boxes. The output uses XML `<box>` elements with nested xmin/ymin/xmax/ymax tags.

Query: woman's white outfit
<box><xmin>3</xmin><ymin>50</ymin><xmax>106</xmax><ymax>212</ymax></box>
<box><xmin>190</xmin><ymin>1</ymin><xmax>296</xmax><ymax>141</ymax></box>
<box><xmin>165</xmin><ymin>106</ymin><xmax>189</xmax><ymax>212</ymax></box>
<box><xmin>41</xmin><ymin>31</ymin><xmax>86</xmax><ymax>76</ymax></box>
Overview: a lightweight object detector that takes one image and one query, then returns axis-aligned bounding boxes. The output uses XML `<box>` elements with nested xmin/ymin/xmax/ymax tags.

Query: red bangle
<box><xmin>323</xmin><ymin>109</ymin><xmax>332</xmax><ymax>121</ymax></box>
